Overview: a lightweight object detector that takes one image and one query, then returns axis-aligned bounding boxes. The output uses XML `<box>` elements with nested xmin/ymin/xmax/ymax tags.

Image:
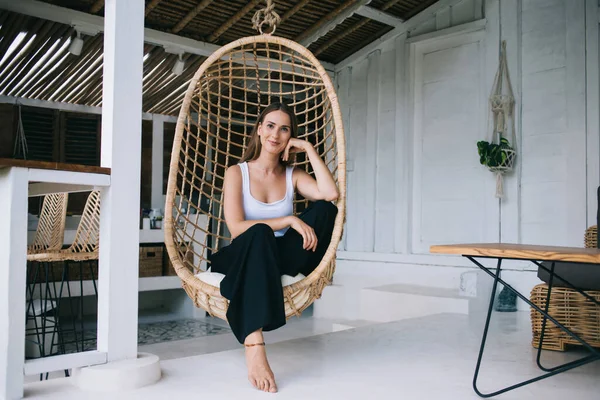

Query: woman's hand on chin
<box><xmin>282</xmin><ymin>138</ymin><xmax>310</xmax><ymax>161</ymax></box>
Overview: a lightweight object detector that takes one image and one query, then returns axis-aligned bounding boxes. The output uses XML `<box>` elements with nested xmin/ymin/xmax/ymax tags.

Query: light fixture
<box><xmin>172</xmin><ymin>53</ymin><xmax>185</xmax><ymax>76</ymax></box>
<box><xmin>69</xmin><ymin>31</ymin><xmax>84</xmax><ymax>56</ymax></box>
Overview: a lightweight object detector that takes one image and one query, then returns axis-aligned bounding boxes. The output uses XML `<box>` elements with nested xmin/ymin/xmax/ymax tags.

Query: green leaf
<box><xmin>477</xmin><ymin>141</ymin><xmax>490</xmax><ymax>158</ymax></box>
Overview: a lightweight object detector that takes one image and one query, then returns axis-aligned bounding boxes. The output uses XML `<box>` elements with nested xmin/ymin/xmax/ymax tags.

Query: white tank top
<box><xmin>239</xmin><ymin>162</ymin><xmax>294</xmax><ymax>237</ymax></box>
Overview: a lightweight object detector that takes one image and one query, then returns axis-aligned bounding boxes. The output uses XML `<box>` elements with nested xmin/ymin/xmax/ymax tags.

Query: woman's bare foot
<box><xmin>244</xmin><ymin>330</ymin><xmax>277</xmax><ymax>393</ymax></box>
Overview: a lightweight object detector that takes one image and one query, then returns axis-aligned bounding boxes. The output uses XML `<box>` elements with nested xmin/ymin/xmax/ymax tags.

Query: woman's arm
<box><xmin>222</xmin><ymin>165</ymin><xmax>295</xmax><ymax>239</ymax></box>
<box><xmin>284</xmin><ymin>139</ymin><xmax>339</xmax><ymax>202</ymax></box>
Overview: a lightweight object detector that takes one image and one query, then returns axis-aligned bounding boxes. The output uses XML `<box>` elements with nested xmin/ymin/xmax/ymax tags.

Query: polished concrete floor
<box><xmin>23</xmin><ymin>311</ymin><xmax>600</xmax><ymax>399</ymax></box>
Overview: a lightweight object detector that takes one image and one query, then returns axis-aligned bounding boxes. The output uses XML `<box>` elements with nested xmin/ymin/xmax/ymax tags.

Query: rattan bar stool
<box><xmin>27</xmin><ymin>190</ymin><xmax>101</xmax><ymax>358</ymax></box>
<box><xmin>25</xmin><ymin>192</ymin><xmax>69</xmax><ymax>378</ymax></box>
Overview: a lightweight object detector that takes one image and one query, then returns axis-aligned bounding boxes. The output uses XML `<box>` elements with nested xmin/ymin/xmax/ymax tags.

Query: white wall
<box><xmin>336</xmin><ymin>0</ymin><xmax>599</xmax><ymax>266</ymax></box>
<box><xmin>519</xmin><ymin>0</ymin><xmax>587</xmax><ymax>245</ymax></box>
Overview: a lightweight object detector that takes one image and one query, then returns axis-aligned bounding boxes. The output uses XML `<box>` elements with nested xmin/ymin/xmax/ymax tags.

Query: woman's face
<box><xmin>257</xmin><ymin>110</ymin><xmax>292</xmax><ymax>156</ymax></box>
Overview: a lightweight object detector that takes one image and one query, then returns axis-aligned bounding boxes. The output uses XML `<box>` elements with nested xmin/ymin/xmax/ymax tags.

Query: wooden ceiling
<box><xmin>0</xmin><ymin>0</ymin><xmax>439</xmax><ymax>115</ymax></box>
<box><xmin>0</xmin><ymin>10</ymin><xmax>207</xmax><ymax>115</ymax></box>
<box><xmin>37</xmin><ymin>0</ymin><xmax>439</xmax><ymax>64</ymax></box>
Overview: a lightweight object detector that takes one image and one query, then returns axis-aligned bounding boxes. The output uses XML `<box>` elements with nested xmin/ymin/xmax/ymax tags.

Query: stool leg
<box><xmin>49</xmin><ymin>263</ymin><xmax>70</xmax><ymax>377</ymax></box>
<box><xmin>25</xmin><ymin>262</ymin><xmax>44</xmax><ymax>363</ymax></box>
<box><xmin>28</xmin><ymin>261</ymin><xmax>53</xmax><ymax>378</ymax></box>
<box><xmin>78</xmin><ymin>261</ymin><xmax>85</xmax><ymax>351</ymax></box>
<box><xmin>40</xmin><ymin>262</ymin><xmax>52</xmax><ymax>359</ymax></box>
<box><xmin>90</xmin><ymin>260</ymin><xmax>98</xmax><ymax>297</ymax></box>
<box><xmin>62</xmin><ymin>261</ymin><xmax>81</xmax><ymax>353</ymax></box>
<box><xmin>89</xmin><ymin>260</ymin><xmax>98</xmax><ymax>350</ymax></box>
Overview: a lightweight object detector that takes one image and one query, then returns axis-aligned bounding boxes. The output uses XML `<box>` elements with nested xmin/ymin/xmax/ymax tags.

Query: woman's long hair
<box><xmin>240</xmin><ymin>102</ymin><xmax>298</xmax><ymax>166</ymax></box>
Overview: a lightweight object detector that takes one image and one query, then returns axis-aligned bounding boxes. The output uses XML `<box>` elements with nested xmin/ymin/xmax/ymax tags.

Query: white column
<box><xmin>97</xmin><ymin>0</ymin><xmax>144</xmax><ymax>361</ymax></box>
<box><xmin>0</xmin><ymin>167</ymin><xmax>28</xmax><ymax>400</ymax></box>
<box><xmin>151</xmin><ymin>116</ymin><xmax>165</xmax><ymax>210</ymax></box>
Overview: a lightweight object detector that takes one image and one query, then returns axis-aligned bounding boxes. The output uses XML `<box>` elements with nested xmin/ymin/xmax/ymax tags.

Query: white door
<box><xmin>410</xmin><ymin>30</ymin><xmax>495</xmax><ymax>254</ymax></box>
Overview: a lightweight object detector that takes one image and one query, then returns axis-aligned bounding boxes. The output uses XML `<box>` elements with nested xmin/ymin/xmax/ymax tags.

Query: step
<box><xmin>312</xmin><ymin>284</ymin><xmax>357</xmax><ymax>320</ymax></box>
<box><xmin>359</xmin><ymin>284</ymin><xmax>469</xmax><ymax>323</ymax></box>
<box><xmin>329</xmin><ymin>319</ymin><xmax>378</xmax><ymax>332</ymax></box>
<box><xmin>312</xmin><ymin>282</ymin><xmax>470</xmax><ymax>324</ymax></box>
<box><xmin>368</xmin><ymin>283</ymin><xmax>464</xmax><ymax>298</ymax></box>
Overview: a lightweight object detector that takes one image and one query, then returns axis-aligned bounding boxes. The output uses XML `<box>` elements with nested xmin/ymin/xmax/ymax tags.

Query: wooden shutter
<box><xmin>141</xmin><ymin>120</ymin><xmax>152</xmax><ymax>209</ymax></box>
<box><xmin>20</xmin><ymin>106</ymin><xmax>57</xmax><ymax>162</ymax></box>
<box><xmin>0</xmin><ymin>104</ymin><xmax>15</xmax><ymax>158</ymax></box>
<box><xmin>163</xmin><ymin>122</ymin><xmax>175</xmax><ymax>195</ymax></box>
<box><xmin>63</xmin><ymin>112</ymin><xmax>100</xmax><ymax>166</ymax></box>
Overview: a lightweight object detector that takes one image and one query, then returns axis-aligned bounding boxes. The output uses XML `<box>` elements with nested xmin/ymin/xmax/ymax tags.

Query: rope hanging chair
<box><xmin>164</xmin><ymin>1</ymin><xmax>346</xmax><ymax>321</ymax></box>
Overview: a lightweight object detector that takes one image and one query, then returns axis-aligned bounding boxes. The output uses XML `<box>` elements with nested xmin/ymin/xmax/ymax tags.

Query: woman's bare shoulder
<box><xmin>225</xmin><ymin>164</ymin><xmax>242</xmax><ymax>178</ymax></box>
<box><xmin>223</xmin><ymin>165</ymin><xmax>243</xmax><ymax>203</ymax></box>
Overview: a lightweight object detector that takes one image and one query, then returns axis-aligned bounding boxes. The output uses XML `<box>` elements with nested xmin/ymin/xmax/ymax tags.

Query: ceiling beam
<box><xmin>295</xmin><ymin>0</ymin><xmax>371</xmax><ymax>46</ymax></box>
<box><xmin>144</xmin><ymin>0</ymin><xmax>163</xmax><ymax>17</ymax></box>
<box><xmin>0</xmin><ymin>95</ymin><xmax>177</xmax><ymax>121</ymax></box>
<box><xmin>171</xmin><ymin>0</ymin><xmax>214</xmax><ymax>34</ymax></box>
<box><xmin>89</xmin><ymin>0</ymin><xmax>104</xmax><ymax>14</ymax></box>
<box><xmin>207</xmin><ymin>0</ymin><xmax>262</xmax><ymax>42</ymax></box>
<box><xmin>355</xmin><ymin>5</ymin><xmax>404</xmax><ymax>27</ymax></box>
<box><xmin>279</xmin><ymin>0</ymin><xmax>312</xmax><ymax>25</ymax></box>
<box><xmin>0</xmin><ymin>0</ymin><xmax>335</xmax><ymax>74</ymax></box>
<box><xmin>314</xmin><ymin>0</ymin><xmax>403</xmax><ymax>57</ymax></box>
<box><xmin>335</xmin><ymin>0</ymin><xmax>476</xmax><ymax>71</ymax></box>
<box><xmin>314</xmin><ymin>19</ymin><xmax>369</xmax><ymax>57</ymax></box>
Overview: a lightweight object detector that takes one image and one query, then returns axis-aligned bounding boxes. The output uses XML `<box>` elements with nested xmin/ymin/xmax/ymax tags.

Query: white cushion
<box><xmin>196</xmin><ymin>271</ymin><xmax>225</xmax><ymax>287</ymax></box>
<box><xmin>281</xmin><ymin>273</ymin><xmax>306</xmax><ymax>286</ymax></box>
<box><xmin>196</xmin><ymin>271</ymin><xmax>305</xmax><ymax>288</ymax></box>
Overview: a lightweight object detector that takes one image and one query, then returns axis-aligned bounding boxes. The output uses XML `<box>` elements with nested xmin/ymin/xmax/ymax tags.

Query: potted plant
<box><xmin>476</xmin><ymin>136</ymin><xmax>515</xmax><ymax>170</ymax></box>
<box><xmin>154</xmin><ymin>215</ymin><xmax>163</xmax><ymax>229</ymax></box>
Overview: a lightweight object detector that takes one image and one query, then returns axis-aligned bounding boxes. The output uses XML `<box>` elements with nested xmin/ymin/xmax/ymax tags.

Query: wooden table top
<box><xmin>0</xmin><ymin>158</ymin><xmax>111</xmax><ymax>175</ymax></box>
<box><xmin>430</xmin><ymin>243</ymin><xmax>600</xmax><ymax>264</ymax></box>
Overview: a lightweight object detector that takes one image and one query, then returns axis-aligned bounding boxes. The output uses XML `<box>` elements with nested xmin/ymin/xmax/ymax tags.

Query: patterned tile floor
<box><xmin>28</xmin><ymin>318</ymin><xmax>232</xmax><ymax>356</ymax></box>
<box><xmin>137</xmin><ymin>319</ymin><xmax>231</xmax><ymax>346</ymax></box>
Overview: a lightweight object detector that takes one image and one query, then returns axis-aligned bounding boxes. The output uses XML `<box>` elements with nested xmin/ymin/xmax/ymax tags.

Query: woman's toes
<box><xmin>263</xmin><ymin>379</ymin><xmax>270</xmax><ymax>392</ymax></box>
<box><xmin>249</xmin><ymin>377</ymin><xmax>258</xmax><ymax>390</ymax></box>
<box><xmin>269</xmin><ymin>379</ymin><xmax>278</xmax><ymax>393</ymax></box>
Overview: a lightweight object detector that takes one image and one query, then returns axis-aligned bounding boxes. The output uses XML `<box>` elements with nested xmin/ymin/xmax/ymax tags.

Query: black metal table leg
<box><xmin>466</xmin><ymin>256</ymin><xmax>600</xmax><ymax>398</ymax></box>
<box><xmin>472</xmin><ymin>258</ymin><xmax>503</xmax><ymax>398</ymax></box>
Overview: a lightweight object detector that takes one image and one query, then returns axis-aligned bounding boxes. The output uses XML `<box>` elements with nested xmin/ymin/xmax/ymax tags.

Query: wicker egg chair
<box><xmin>164</xmin><ymin>33</ymin><xmax>346</xmax><ymax>321</ymax></box>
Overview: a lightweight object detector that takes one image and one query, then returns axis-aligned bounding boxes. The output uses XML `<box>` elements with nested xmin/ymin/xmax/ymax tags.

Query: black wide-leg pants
<box><xmin>209</xmin><ymin>200</ymin><xmax>338</xmax><ymax>343</ymax></box>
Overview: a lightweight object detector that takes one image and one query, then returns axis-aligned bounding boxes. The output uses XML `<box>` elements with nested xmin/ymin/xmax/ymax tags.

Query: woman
<box><xmin>209</xmin><ymin>102</ymin><xmax>339</xmax><ymax>393</ymax></box>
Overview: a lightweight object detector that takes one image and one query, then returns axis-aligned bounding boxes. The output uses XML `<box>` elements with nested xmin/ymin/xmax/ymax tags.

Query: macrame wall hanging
<box><xmin>477</xmin><ymin>40</ymin><xmax>516</xmax><ymax>198</ymax></box>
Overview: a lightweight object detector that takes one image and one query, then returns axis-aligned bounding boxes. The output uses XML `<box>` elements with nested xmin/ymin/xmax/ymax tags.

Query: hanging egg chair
<box><xmin>164</xmin><ymin>3</ymin><xmax>346</xmax><ymax>321</ymax></box>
